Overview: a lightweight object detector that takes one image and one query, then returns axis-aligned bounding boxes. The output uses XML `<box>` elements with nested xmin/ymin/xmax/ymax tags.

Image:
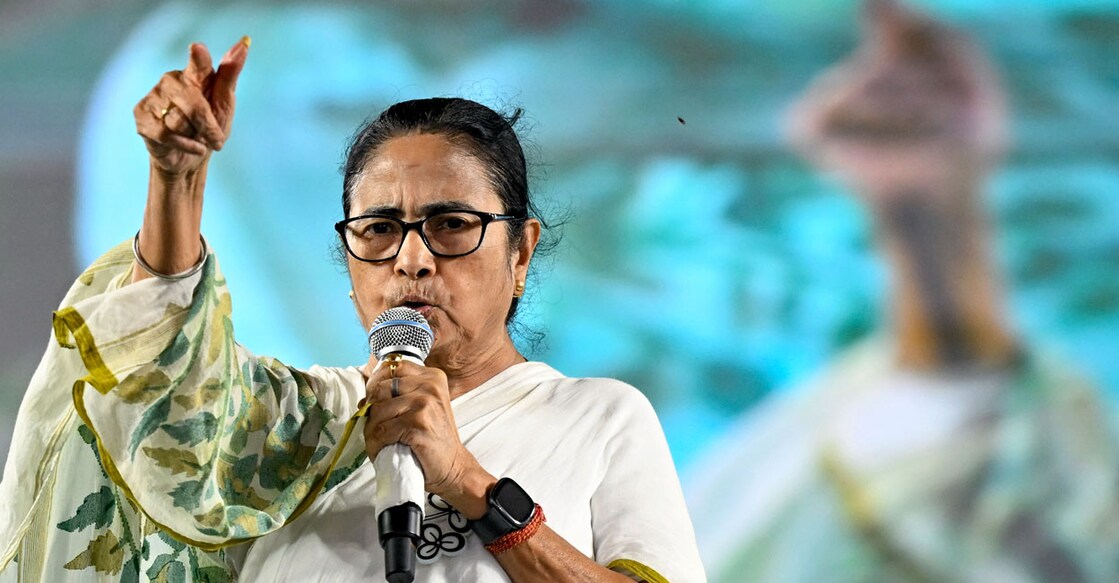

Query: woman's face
<box><xmin>346</xmin><ymin>133</ymin><xmax>538</xmax><ymax>369</ymax></box>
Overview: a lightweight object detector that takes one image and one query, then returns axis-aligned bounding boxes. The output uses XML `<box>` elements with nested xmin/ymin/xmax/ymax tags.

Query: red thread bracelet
<box><xmin>483</xmin><ymin>504</ymin><xmax>546</xmax><ymax>555</ymax></box>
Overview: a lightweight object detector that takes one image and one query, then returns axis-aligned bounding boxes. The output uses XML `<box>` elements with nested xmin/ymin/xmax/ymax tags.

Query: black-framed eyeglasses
<box><xmin>334</xmin><ymin>210</ymin><xmax>521</xmax><ymax>263</ymax></box>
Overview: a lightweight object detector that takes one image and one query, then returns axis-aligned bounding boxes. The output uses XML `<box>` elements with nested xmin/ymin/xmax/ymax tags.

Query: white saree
<box><xmin>0</xmin><ymin>242</ymin><xmax>705</xmax><ymax>583</ymax></box>
<box><xmin>230</xmin><ymin>361</ymin><xmax>703</xmax><ymax>582</ymax></box>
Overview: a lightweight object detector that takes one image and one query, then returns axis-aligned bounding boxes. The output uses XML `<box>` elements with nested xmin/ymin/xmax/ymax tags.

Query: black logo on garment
<box><xmin>416</xmin><ymin>493</ymin><xmax>473</xmax><ymax>563</ymax></box>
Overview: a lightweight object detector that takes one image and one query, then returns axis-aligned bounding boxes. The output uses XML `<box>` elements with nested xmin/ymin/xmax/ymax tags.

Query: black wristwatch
<box><xmin>471</xmin><ymin>477</ymin><xmax>537</xmax><ymax>544</ymax></box>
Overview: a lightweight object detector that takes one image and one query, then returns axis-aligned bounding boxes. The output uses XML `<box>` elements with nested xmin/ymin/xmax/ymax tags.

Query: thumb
<box><xmin>210</xmin><ymin>36</ymin><xmax>251</xmax><ymax>130</ymax></box>
<box><xmin>183</xmin><ymin>43</ymin><xmax>214</xmax><ymax>88</ymax></box>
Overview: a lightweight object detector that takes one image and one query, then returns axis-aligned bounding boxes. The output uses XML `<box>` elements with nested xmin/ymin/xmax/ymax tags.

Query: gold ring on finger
<box><xmin>385</xmin><ymin>354</ymin><xmax>402</xmax><ymax>378</ymax></box>
<box><xmin>160</xmin><ymin>106</ymin><xmax>172</xmax><ymax>120</ymax></box>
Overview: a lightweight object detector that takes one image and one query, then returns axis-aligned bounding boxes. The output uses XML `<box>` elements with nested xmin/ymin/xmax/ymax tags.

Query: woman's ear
<box><xmin>512</xmin><ymin>218</ymin><xmax>542</xmax><ymax>283</ymax></box>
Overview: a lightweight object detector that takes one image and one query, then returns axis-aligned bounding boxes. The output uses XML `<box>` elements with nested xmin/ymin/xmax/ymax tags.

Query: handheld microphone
<box><xmin>368</xmin><ymin>307</ymin><xmax>434</xmax><ymax>583</ymax></box>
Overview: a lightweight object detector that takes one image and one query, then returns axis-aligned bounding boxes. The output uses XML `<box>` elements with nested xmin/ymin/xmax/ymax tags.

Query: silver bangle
<box><xmin>132</xmin><ymin>230</ymin><xmax>209</xmax><ymax>280</ymax></box>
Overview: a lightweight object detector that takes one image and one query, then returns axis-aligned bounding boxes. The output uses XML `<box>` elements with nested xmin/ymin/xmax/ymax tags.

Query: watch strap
<box><xmin>484</xmin><ymin>504</ymin><xmax>545</xmax><ymax>554</ymax></box>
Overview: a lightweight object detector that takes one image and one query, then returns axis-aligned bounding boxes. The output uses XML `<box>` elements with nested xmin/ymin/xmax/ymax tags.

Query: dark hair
<box><xmin>339</xmin><ymin>97</ymin><xmax>550</xmax><ymax>327</ymax></box>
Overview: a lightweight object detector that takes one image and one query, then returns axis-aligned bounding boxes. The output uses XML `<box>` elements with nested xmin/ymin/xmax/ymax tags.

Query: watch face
<box><xmin>492</xmin><ymin>478</ymin><xmax>534</xmax><ymax>525</ymax></box>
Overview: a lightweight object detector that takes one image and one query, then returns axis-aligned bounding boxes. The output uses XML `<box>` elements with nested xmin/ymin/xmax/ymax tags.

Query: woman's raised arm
<box><xmin>131</xmin><ymin>38</ymin><xmax>249</xmax><ymax>282</ymax></box>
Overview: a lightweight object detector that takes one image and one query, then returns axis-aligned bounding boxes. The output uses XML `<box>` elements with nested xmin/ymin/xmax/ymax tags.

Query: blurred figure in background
<box><xmin>687</xmin><ymin>0</ymin><xmax>1119</xmax><ymax>581</ymax></box>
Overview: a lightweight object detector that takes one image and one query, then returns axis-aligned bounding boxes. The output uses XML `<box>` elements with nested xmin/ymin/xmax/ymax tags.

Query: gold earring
<box><xmin>513</xmin><ymin>281</ymin><xmax>525</xmax><ymax>298</ymax></box>
<box><xmin>348</xmin><ymin>290</ymin><xmax>355</xmax><ymax>300</ymax></box>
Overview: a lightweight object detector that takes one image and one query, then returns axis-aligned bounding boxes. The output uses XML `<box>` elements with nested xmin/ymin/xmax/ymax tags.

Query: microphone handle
<box><xmin>373</xmin><ymin>353</ymin><xmax>426</xmax><ymax>583</ymax></box>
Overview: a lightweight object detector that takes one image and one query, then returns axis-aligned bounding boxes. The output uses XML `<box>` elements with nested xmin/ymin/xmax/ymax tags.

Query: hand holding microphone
<box><xmin>365</xmin><ymin>307</ymin><xmax>432</xmax><ymax>583</ymax></box>
<box><xmin>364</xmin><ymin>308</ymin><xmax>489</xmax><ymax>581</ymax></box>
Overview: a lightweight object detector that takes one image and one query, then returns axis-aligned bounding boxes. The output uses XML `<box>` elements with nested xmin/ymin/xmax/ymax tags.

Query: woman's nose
<box><xmin>394</xmin><ymin>229</ymin><xmax>435</xmax><ymax>278</ymax></box>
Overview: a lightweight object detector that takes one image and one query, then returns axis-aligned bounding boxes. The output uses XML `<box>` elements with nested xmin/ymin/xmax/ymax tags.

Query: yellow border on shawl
<box><xmin>608</xmin><ymin>558</ymin><xmax>672</xmax><ymax>583</ymax></box>
<box><xmin>53</xmin><ymin>306</ymin><xmax>118</xmax><ymax>394</ymax></box>
<box><xmin>61</xmin><ymin>308</ymin><xmax>369</xmax><ymax>552</ymax></box>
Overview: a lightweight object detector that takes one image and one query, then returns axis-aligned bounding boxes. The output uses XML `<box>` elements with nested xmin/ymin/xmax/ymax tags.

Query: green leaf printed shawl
<box><xmin>1</xmin><ymin>242</ymin><xmax>369</xmax><ymax>581</ymax></box>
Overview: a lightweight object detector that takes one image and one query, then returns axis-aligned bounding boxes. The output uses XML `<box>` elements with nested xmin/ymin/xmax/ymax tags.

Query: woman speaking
<box><xmin>0</xmin><ymin>38</ymin><xmax>704</xmax><ymax>582</ymax></box>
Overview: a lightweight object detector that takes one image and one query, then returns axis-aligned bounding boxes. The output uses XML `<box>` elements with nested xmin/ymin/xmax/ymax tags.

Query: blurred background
<box><xmin>1</xmin><ymin>0</ymin><xmax>1117</xmax><ymax>544</ymax></box>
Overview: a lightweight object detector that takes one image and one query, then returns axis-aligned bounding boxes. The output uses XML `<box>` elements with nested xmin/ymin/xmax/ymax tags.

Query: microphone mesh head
<box><xmin>368</xmin><ymin>307</ymin><xmax>434</xmax><ymax>362</ymax></box>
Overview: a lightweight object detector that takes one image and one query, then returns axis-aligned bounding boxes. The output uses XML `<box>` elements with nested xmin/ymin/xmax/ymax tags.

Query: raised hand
<box><xmin>785</xmin><ymin>0</ymin><xmax>1006</xmax><ymax>199</ymax></box>
<box><xmin>786</xmin><ymin>0</ymin><xmax>1017</xmax><ymax>368</ymax></box>
<box><xmin>134</xmin><ymin>38</ymin><xmax>249</xmax><ymax>177</ymax></box>
<box><xmin>130</xmin><ymin>38</ymin><xmax>249</xmax><ymax>282</ymax></box>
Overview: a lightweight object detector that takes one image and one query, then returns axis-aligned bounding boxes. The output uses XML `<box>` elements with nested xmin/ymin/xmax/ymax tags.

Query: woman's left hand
<box><xmin>361</xmin><ymin>360</ymin><xmax>484</xmax><ymax>501</ymax></box>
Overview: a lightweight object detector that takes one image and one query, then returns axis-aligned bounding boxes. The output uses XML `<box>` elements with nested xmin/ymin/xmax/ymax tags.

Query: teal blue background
<box><xmin>2</xmin><ymin>0</ymin><xmax>1117</xmax><ymax>494</ymax></box>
